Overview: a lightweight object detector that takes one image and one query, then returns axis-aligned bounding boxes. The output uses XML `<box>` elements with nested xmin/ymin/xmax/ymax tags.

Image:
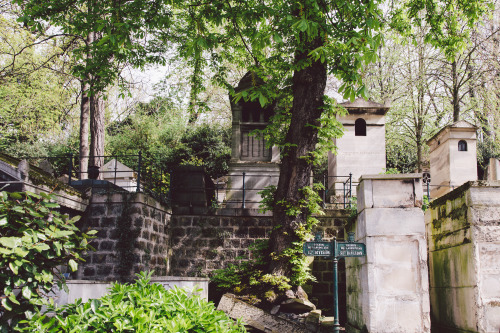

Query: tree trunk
<box><xmin>268</xmin><ymin>41</ymin><xmax>327</xmax><ymax>277</ymax></box>
<box><xmin>89</xmin><ymin>92</ymin><xmax>105</xmax><ymax>171</ymax></box>
<box><xmin>452</xmin><ymin>60</ymin><xmax>460</xmax><ymax>122</ymax></box>
<box><xmin>79</xmin><ymin>79</ymin><xmax>90</xmax><ymax>179</ymax></box>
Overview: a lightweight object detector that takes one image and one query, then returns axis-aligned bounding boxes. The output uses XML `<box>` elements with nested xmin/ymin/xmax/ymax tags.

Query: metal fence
<box><xmin>24</xmin><ymin>153</ymin><xmax>170</xmax><ymax>205</ymax></box>
<box><xmin>209</xmin><ymin>172</ymin><xmax>355</xmax><ymax>209</ymax></box>
<box><xmin>19</xmin><ymin>153</ymin><xmax>356</xmax><ymax>210</ymax></box>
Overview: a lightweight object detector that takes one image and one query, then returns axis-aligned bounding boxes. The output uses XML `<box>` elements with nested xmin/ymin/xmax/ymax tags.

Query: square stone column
<box><xmin>345</xmin><ymin>174</ymin><xmax>430</xmax><ymax>333</ymax></box>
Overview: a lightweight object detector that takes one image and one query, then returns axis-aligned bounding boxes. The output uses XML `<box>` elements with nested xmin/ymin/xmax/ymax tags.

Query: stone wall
<box><xmin>426</xmin><ymin>181</ymin><xmax>500</xmax><ymax>333</ymax></box>
<box><xmin>169</xmin><ymin>208</ymin><xmax>350</xmax><ymax>322</ymax></box>
<box><xmin>75</xmin><ymin>193</ymin><xmax>171</xmax><ymax>281</ymax></box>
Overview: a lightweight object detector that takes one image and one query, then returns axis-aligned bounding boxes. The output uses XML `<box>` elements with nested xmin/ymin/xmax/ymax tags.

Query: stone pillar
<box><xmin>345</xmin><ymin>174</ymin><xmax>430</xmax><ymax>333</ymax></box>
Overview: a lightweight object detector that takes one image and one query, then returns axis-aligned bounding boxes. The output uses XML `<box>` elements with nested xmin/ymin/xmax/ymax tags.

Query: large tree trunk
<box><xmin>268</xmin><ymin>41</ymin><xmax>327</xmax><ymax>277</ymax></box>
<box><xmin>79</xmin><ymin>79</ymin><xmax>90</xmax><ymax>180</ymax></box>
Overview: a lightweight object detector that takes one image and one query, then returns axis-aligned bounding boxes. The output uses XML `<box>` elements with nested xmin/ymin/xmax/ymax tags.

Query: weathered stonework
<box><xmin>426</xmin><ymin>181</ymin><xmax>500</xmax><ymax>333</ymax></box>
<box><xmin>345</xmin><ymin>174</ymin><xmax>430</xmax><ymax>333</ymax></box>
<box><xmin>76</xmin><ymin>193</ymin><xmax>170</xmax><ymax>281</ymax></box>
<box><xmin>169</xmin><ymin>209</ymin><xmax>349</xmax><ymax>322</ymax></box>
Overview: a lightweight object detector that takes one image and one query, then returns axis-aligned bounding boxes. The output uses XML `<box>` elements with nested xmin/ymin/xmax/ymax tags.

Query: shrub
<box><xmin>0</xmin><ymin>191</ymin><xmax>95</xmax><ymax>331</ymax></box>
<box><xmin>20</xmin><ymin>271</ymin><xmax>246</xmax><ymax>333</ymax></box>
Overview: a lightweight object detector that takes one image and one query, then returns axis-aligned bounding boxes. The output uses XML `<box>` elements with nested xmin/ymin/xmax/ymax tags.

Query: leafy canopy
<box><xmin>170</xmin><ymin>0</ymin><xmax>384</xmax><ymax>103</ymax></box>
<box><xmin>14</xmin><ymin>0</ymin><xmax>173</xmax><ymax>93</ymax></box>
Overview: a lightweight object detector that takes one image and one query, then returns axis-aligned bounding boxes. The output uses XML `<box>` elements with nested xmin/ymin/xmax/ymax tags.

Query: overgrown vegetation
<box><xmin>20</xmin><ymin>271</ymin><xmax>246</xmax><ymax>333</ymax></box>
<box><xmin>0</xmin><ymin>191</ymin><xmax>95</xmax><ymax>331</ymax></box>
<box><xmin>211</xmin><ymin>183</ymin><xmax>325</xmax><ymax>306</ymax></box>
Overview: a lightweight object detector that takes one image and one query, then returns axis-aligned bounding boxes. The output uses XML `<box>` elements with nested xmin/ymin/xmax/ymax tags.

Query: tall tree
<box><xmin>170</xmin><ymin>0</ymin><xmax>492</xmax><ymax>283</ymax></box>
<box><xmin>14</xmin><ymin>0</ymin><xmax>173</xmax><ymax>176</ymax></box>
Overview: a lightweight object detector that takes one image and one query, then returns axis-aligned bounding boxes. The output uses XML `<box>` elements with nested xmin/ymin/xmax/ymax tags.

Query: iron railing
<box><xmin>207</xmin><ymin>172</ymin><xmax>355</xmax><ymax>210</ymax></box>
<box><xmin>23</xmin><ymin>153</ymin><xmax>170</xmax><ymax>205</ymax></box>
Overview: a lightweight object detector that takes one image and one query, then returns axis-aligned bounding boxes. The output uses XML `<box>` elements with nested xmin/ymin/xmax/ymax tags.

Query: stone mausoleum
<box><xmin>225</xmin><ymin>72</ymin><xmax>280</xmax><ymax>208</ymax></box>
<box><xmin>328</xmin><ymin>98</ymin><xmax>389</xmax><ymax>199</ymax></box>
<box><xmin>426</xmin><ymin>120</ymin><xmax>478</xmax><ymax>198</ymax></box>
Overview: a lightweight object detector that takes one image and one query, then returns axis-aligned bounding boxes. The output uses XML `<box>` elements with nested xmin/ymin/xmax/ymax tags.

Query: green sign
<box><xmin>335</xmin><ymin>242</ymin><xmax>366</xmax><ymax>257</ymax></box>
<box><xmin>303</xmin><ymin>241</ymin><xmax>333</xmax><ymax>257</ymax></box>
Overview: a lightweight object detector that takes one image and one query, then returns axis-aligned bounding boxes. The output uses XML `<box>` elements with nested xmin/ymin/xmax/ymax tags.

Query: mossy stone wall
<box><xmin>426</xmin><ymin>181</ymin><xmax>500</xmax><ymax>333</ymax></box>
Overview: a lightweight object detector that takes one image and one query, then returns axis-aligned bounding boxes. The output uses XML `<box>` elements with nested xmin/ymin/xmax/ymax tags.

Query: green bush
<box><xmin>20</xmin><ymin>272</ymin><xmax>246</xmax><ymax>333</ymax></box>
<box><xmin>0</xmin><ymin>191</ymin><xmax>95</xmax><ymax>331</ymax></box>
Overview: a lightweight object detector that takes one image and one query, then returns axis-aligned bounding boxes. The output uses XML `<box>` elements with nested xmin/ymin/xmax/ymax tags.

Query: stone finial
<box><xmin>39</xmin><ymin>160</ymin><xmax>54</xmax><ymax>175</ymax></box>
<box><xmin>18</xmin><ymin>160</ymin><xmax>29</xmax><ymax>181</ymax></box>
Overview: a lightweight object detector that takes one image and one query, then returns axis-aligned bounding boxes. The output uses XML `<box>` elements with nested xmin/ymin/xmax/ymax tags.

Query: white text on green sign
<box><xmin>336</xmin><ymin>242</ymin><xmax>366</xmax><ymax>257</ymax></box>
<box><xmin>303</xmin><ymin>242</ymin><xmax>333</xmax><ymax>257</ymax></box>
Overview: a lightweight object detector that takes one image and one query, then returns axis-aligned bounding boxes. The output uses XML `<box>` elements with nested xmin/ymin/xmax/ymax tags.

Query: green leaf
<box><xmin>68</xmin><ymin>259</ymin><xmax>78</xmax><ymax>272</ymax></box>
<box><xmin>22</xmin><ymin>286</ymin><xmax>32</xmax><ymax>300</ymax></box>
<box><xmin>0</xmin><ymin>216</ymin><xmax>7</xmax><ymax>226</ymax></box>
<box><xmin>34</xmin><ymin>243</ymin><xmax>50</xmax><ymax>252</ymax></box>
<box><xmin>1</xmin><ymin>298</ymin><xmax>13</xmax><ymax>311</ymax></box>
<box><xmin>9</xmin><ymin>192</ymin><xmax>22</xmax><ymax>200</ymax></box>
<box><xmin>9</xmin><ymin>261</ymin><xmax>20</xmax><ymax>275</ymax></box>
<box><xmin>1</xmin><ymin>237</ymin><xmax>21</xmax><ymax>248</ymax></box>
<box><xmin>258</xmin><ymin>94</ymin><xmax>267</xmax><ymax>108</ymax></box>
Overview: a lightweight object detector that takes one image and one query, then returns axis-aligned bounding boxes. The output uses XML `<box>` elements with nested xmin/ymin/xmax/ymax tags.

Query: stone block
<box><xmin>429</xmin><ymin>285</ymin><xmax>477</xmax><ymax>331</ymax></box>
<box><xmin>471</xmin><ymin>207</ymin><xmax>500</xmax><ymax>226</ymax></box>
<box><xmin>468</xmin><ymin>185</ymin><xmax>500</xmax><ymax>207</ymax></box>
<box><xmin>483</xmin><ymin>303</ymin><xmax>500</xmax><ymax>333</ymax></box>
<box><xmin>480</xmin><ymin>273</ymin><xmax>500</xmax><ymax>299</ymax></box>
<box><xmin>370</xmin><ymin>297</ymin><xmax>428</xmax><ymax>333</ymax></box>
<box><xmin>91</xmin><ymin>205</ymin><xmax>106</xmax><ymax>217</ymax></box>
<box><xmin>428</xmin><ymin>243</ymin><xmax>475</xmax><ymax>289</ymax></box>
<box><xmin>217</xmin><ymin>294</ymin><xmax>315</xmax><ymax>333</ymax></box>
<box><xmin>357</xmin><ymin>179</ymin><xmax>373</xmax><ymax>212</ymax></box>
<box><xmin>357</xmin><ymin>208</ymin><xmax>425</xmax><ymax>239</ymax></box>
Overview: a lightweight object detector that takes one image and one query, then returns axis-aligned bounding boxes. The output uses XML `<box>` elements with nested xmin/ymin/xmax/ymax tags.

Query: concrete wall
<box><xmin>76</xmin><ymin>193</ymin><xmax>171</xmax><ymax>281</ymax></box>
<box><xmin>426</xmin><ymin>181</ymin><xmax>500</xmax><ymax>333</ymax></box>
<box><xmin>345</xmin><ymin>174</ymin><xmax>430</xmax><ymax>333</ymax></box>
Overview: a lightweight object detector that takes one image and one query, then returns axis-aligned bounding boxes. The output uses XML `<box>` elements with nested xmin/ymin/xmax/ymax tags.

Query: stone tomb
<box><xmin>226</xmin><ymin>72</ymin><xmax>280</xmax><ymax>208</ymax></box>
<box><xmin>328</xmin><ymin>99</ymin><xmax>389</xmax><ymax>200</ymax></box>
<box><xmin>427</xmin><ymin>120</ymin><xmax>478</xmax><ymax>199</ymax></box>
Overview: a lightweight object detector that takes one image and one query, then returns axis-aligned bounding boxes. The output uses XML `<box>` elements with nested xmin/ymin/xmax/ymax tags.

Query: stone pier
<box><xmin>345</xmin><ymin>174</ymin><xmax>430</xmax><ymax>333</ymax></box>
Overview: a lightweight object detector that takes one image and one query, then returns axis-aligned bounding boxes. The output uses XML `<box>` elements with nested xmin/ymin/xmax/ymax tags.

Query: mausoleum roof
<box><xmin>340</xmin><ymin>98</ymin><xmax>389</xmax><ymax>115</ymax></box>
<box><xmin>427</xmin><ymin>120</ymin><xmax>478</xmax><ymax>145</ymax></box>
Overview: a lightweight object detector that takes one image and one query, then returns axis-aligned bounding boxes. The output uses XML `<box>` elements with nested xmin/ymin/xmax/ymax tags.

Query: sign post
<box><xmin>303</xmin><ymin>232</ymin><xmax>366</xmax><ymax>333</ymax></box>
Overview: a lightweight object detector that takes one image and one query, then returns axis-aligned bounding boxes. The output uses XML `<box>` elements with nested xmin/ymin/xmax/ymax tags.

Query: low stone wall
<box><xmin>169</xmin><ymin>209</ymin><xmax>350</xmax><ymax>322</ymax></box>
<box><xmin>51</xmin><ymin>276</ymin><xmax>210</xmax><ymax>306</ymax></box>
<box><xmin>426</xmin><ymin>181</ymin><xmax>500</xmax><ymax>333</ymax></box>
<box><xmin>75</xmin><ymin>193</ymin><xmax>171</xmax><ymax>281</ymax></box>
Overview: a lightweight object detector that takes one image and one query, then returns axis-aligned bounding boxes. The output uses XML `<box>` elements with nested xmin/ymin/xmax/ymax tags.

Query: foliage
<box><xmin>0</xmin><ymin>191</ymin><xmax>95</xmax><ymax>331</ymax></box>
<box><xmin>0</xmin><ymin>12</ymin><xmax>79</xmax><ymax>153</ymax></box>
<box><xmin>211</xmin><ymin>183</ymin><xmax>324</xmax><ymax>298</ymax></box>
<box><xmin>20</xmin><ymin>271</ymin><xmax>246</xmax><ymax>333</ymax></box>
<box><xmin>386</xmin><ymin>140</ymin><xmax>419</xmax><ymax>174</ymax></box>
<box><xmin>107</xmin><ymin>99</ymin><xmax>231</xmax><ymax>179</ymax></box>
<box><xmin>477</xmin><ymin>136</ymin><xmax>500</xmax><ymax>173</ymax></box>
<box><xmin>13</xmin><ymin>0</ymin><xmax>172</xmax><ymax>94</ymax></box>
